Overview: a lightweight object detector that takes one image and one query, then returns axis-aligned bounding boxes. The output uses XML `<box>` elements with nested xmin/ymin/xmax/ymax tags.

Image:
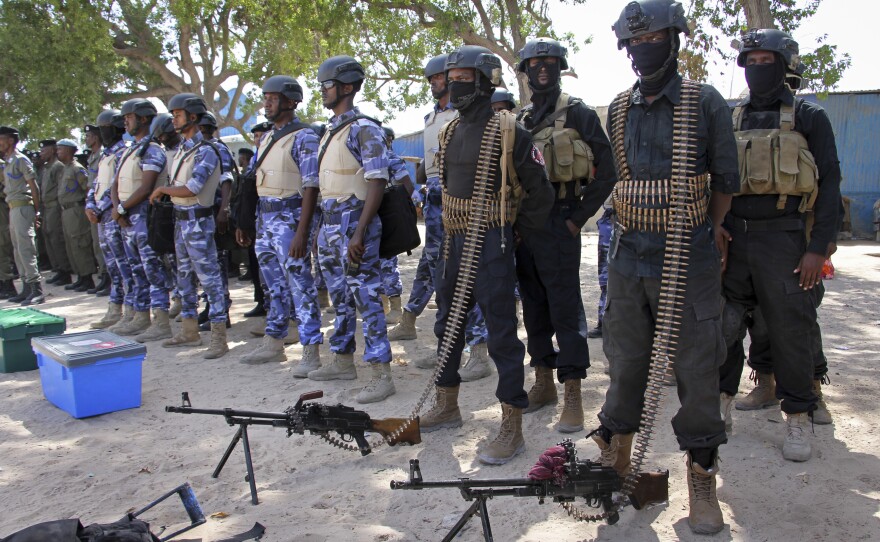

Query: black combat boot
<box><xmin>0</xmin><ymin>280</ymin><xmax>17</xmax><ymax>300</ymax></box>
<box><xmin>21</xmin><ymin>282</ymin><xmax>45</xmax><ymax>306</ymax></box>
<box><xmin>88</xmin><ymin>273</ymin><xmax>109</xmax><ymax>294</ymax></box>
<box><xmin>199</xmin><ymin>312</ymin><xmax>230</xmax><ymax>331</ymax></box>
<box><xmin>8</xmin><ymin>282</ymin><xmax>31</xmax><ymax>303</ymax></box>
<box><xmin>54</xmin><ymin>272</ymin><xmax>73</xmax><ymax>286</ymax></box>
<box><xmin>243</xmin><ymin>302</ymin><xmax>266</xmax><ymax>317</ymax></box>
<box><xmin>46</xmin><ymin>272</ymin><xmax>62</xmax><ymax>285</ymax></box>
<box><xmin>65</xmin><ymin>276</ymin><xmax>85</xmax><ymax>291</ymax></box>
<box><xmin>74</xmin><ymin>275</ymin><xmax>95</xmax><ymax>292</ymax></box>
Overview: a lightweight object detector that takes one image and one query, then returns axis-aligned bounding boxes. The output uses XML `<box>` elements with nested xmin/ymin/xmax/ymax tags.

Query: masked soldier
<box><xmin>88</xmin><ymin>110</ymin><xmax>134</xmax><ymax>330</ymax></box>
<box><xmin>515</xmin><ymin>37</ymin><xmax>616</xmax><ymax>433</ymax></box>
<box><xmin>150</xmin><ymin>93</ymin><xmax>228</xmax><ymax>359</ymax></box>
<box><xmin>593</xmin><ymin>1</ymin><xmax>740</xmax><ymax>534</ymax></box>
<box><xmin>109</xmin><ymin>99</ymin><xmax>172</xmax><ymax>341</ymax></box>
<box><xmin>240</xmin><ymin>75</ymin><xmax>323</xmax><ymax>371</ymax></box>
<box><xmin>54</xmin><ymin>139</ymin><xmax>97</xmax><ymax>292</ymax></box>
<box><xmin>0</xmin><ymin>126</ymin><xmax>45</xmax><ymax>305</ymax></box>
<box><xmin>38</xmin><ymin>139</ymin><xmax>73</xmax><ymax>287</ymax></box>
<box><xmin>84</xmin><ymin>123</ymin><xmax>109</xmax><ymax>295</ymax></box>
<box><xmin>306</xmin><ymin>55</ymin><xmax>396</xmax><ymax>403</ymax></box>
<box><xmin>388</xmin><ymin>54</ymin><xmax>491</xmax><ymax>382</ymax></box>
<box><xmin>717</xmin><ymin>29</ymin><xmax>841</xmax><ymax>461</ymax></box>
<box><xmin>419</xmin><ymin>45</ymin><xmax>553</xmax><ymax>465</ymax></box>
<box><xmin>490</xmin><ymin>88</ymin><xmax>517</xmax><ymax>112</ymax></box>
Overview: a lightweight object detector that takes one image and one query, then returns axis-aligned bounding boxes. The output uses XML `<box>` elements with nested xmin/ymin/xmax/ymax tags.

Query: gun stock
<box><xmin>369</xmin><ymin>417</ymin><xmax>421</xmax><ymax>447</ymax></box>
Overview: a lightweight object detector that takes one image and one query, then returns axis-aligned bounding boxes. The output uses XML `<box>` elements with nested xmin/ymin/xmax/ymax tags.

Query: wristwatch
<box><xmin>117</xmin><ymin>203</ymin><xmax>127</xmax><ymax>216</ymax></box>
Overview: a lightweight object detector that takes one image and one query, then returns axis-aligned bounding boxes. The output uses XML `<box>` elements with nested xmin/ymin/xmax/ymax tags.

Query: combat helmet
<box><xmin>612</xmin><ymin>0</ymin><xmax>690</xmax><ymax>50</ymax></box>
<box><xmin>517</xmin><ymin>37</ymin><xmax>569</xmax><ymax>72</ymax></box>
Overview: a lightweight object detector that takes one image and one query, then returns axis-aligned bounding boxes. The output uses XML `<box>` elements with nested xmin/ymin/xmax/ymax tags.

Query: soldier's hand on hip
<box><xmin>795</xmin><ymin>252</ymin><xmax>825</xmax><ymax>290</ymax></box>
<box><xmin>289</xmin><ymin>229</ymin><xmax>308</xmax><ymax>259</ymax></box>
<box><xmin>348</xmin><ymin>230</ymin><xmax>365</xmax><ymax>264</ymax></box>
<box><xmin>235</xmin><ymin>228</ymin><xmax>252</xmax><ymax>247</ymax></box>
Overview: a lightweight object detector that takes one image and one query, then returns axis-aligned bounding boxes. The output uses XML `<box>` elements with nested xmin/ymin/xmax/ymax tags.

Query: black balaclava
<box><xmin>627</xmin><ymin>32</ymin><xmax>680</xmax><ymax>96</ymax></box>
<box><xmin>100</xmin><ymin>126</ymin><xmax>121</xmax><ymax>148</ymax></box>
<box><xmin>745</xmin><ymin>55</ymin><xmax>787</xmax><ymax>110</ymax></box>
<box><xmin>449</xmin><ymin>74</ymin><xmax>494</xmax><ymax>115</ymax></box>
<box><xmin>527</xmin><ymin>59</ymin><xmax>562</xmax><ymax>122</ymax></box>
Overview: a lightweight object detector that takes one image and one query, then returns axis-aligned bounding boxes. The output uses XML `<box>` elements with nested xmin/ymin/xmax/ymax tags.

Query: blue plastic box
<box><xmin>32</xmin><ymin>330</ymin><xmax>147</xmax><ymax>418</ymax></box>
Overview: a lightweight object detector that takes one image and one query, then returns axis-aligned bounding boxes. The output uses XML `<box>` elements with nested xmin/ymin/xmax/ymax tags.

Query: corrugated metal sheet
<box><xmin>392</xmin><ymin>130</ymin><xmax>424</xmax><ymax>181</ymax></box>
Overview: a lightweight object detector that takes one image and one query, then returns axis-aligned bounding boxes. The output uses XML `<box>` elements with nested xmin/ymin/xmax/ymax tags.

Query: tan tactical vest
<box><xmin>528</xmin><ymin>92</ymin><xmax>595</xmax><ymax>194</ymax></box>
<box><xmin>94</xmin><ymin>152</ymin><xmax>117</xmax><ymax>200</ymax></box>
<box><xmin>256</xmin><ymin>130</ymin><xmax>302</xmax><ymax>198</ymax></box>
<box><xmin>116</xmin><ymin>147</ymin><xmax>144</xmax><ymax>201</ymax></box>
<box><xmin>169</xmin><ymin>144</ymin><xmax>221</xmax><ymax>207</ymax></box>
<box><xmin>733</xmin><ymin>102</ymin><xmax>819</xmax><ymax>212</ymax></box>
<box><xmin>319</xmin><ymin>123</ymin><xmax>368</xmax><ymax>201</ymax></box>
<box><xmin>423</xmin><ymin>107</ymin><xmax>458</xmax><ymax>179</ymax></box>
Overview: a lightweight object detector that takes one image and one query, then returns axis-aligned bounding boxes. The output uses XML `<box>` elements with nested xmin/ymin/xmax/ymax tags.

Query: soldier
<box><xmin>717</xmin><ymin>29</ymin><xmax>841</xmax><ymax>461</ymax></box>
<box><xmin>38</xmin><ymin>139</ymin><xmax>73</xmax><ymax>286</ymax></box>
<box><xmin>592</xmin><ymin>1</ymin><xmax>739</xmax><ymax>534</ymax></box>
<box><xmin>490</xmin><ymin>88</ymin><xmax>517</xmax><ymax>112</ymax></box>
<box><xmin>54</xmin><ymin>139</ymin><xmax>97</xmax><ymax>292</ymax></box>
<box><xmin>388</xmin><ymin>54</ymin><xmax>491</xmax><ymax>382</ymax></box>
<box><xmin>0</xmin><ymin>125</ymin><xmax>45</xmax><ymax>305</ymax></box>
<box><xmin>151</xmin><ymin>112</ymin><xmax>184</xmax><ymax>320</ymax></box>
<box><xmin>235</xmin><ymin>123</ymin><xmax>269</xmax><ymax>319</ymax></box>
<box><xmin>109</xmin><ymin>99</ymin><xmax>172</xmax><ymax>341</ymax></box>
<box><xmin>83</xmin><ymin>123</ymin><xmax>110</xmax><ymax>295</ymax></box>
<box><xmin>0</xmin><ymin>155</ymin><xmax>16</xmax><ymax>299</ymax></box>
<box><xmin>150</xmin><ymin>92</ymin><xmax>228</xmax><ymax>359</ymax></box>
<box><xmin>418</xmin><ymin>45</ymin><xmax>553</xmax><ymax>465</ymax></box>
<box><xmin>88</xmin><ymin>110</ymin><xmax>133</xmax><ymax>330</ymax></box>
<box><xmin>306</xmin><ymin>55</ymin><xmax>396</xmax><ymax>403</ymax></box>
<box><xmin>239</xmin><ymin>75</ymin><xmax>322</xmax><ymax>370</ymax></box>
<box><xmin>514</xmin><ymin>37</ymin><xmax>616</xmax><ymax>434</ymax></box>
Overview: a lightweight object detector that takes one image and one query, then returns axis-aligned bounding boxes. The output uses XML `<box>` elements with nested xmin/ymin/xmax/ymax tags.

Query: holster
<box><xmin>628</xmin><ymin>469</ymin><xmax>670</xmax><ymax>510</ymax></box>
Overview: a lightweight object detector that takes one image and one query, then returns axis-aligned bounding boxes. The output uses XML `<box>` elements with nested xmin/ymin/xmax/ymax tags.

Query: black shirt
<box><xmin>520</xmin><ymin>91</ymin><xmax>617</xmax><ymax>228</ymax></box>
<box><xmin>730</xmin><ymin>89</ymin><xmax>842</xmax><ymax>255</ymax></box>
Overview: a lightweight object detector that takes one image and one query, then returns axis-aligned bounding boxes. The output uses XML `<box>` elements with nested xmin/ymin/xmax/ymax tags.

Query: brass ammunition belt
<box><xmin>612</xmin><ymin>174</ymin><xmax>709</xmax><ymax>232</ymax></box>
<box><xmin>441</xmin><ymin>192</ymin><xmax>514</xmax><ymax>235</ymax></box>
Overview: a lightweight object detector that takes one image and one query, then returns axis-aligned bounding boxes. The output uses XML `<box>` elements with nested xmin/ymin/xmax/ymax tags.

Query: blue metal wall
<box><xmin>392</xmin><ymin>129</ymin><xmax>425</xmax><ymax>181</ymax></box>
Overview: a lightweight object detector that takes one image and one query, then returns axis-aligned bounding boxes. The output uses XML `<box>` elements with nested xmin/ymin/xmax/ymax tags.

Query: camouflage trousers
<box><xmin>597</xmin><ymin>208</ymin><xmax>613</xmax><ymax>325</ymax></box>
<box><xmin>174</xmin><ymin>209</ymin><xmax>227</xmax><ymax>323</ymax></box>
<box><xmin>163</xmin><ymin>254</ymin><xmax>180</xmax><ymax>299</ymax></box>
<box><xmin>404</xmin><ymin>186</ymin><xmax>487</xmax><ymax>346</ymax></box>
<box><xmin>255</xmin><ymin>200</ymin><xmax>322</xmax><ymax>343</ymax></box>
<box><xmin>121</xmin><ymin>204</ymin><xmax>170</xmax><ymax>312</ymax></box>
<box><xmin>380</xmin><ymin>256</ymin><xmax>402</xmax><ymax>297</ymax></box>
<box><xmin>317</xmin><ymin>199</ymin><xmax>391</xmax><ymax>363</ymax></box>
<box><xmin>98</xmin><ymin>217</ymin><xmax>133</xmax><ymax>307</ymax></box>
<box><xmin>312</xmin><ymin>242</ymin><xmax>326</xmax><ymax>290</ymax></box>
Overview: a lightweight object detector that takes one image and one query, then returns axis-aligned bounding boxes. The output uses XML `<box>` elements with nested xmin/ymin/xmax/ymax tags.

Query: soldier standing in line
<box><xmin>418</xmin><ymin>46</ymin><xmax>553</xmax><ymax>464</ymax></box>
<box><xmin>388</xmin><ymin>54</ymin><xmax>491</xmax><ymax>382</ymax></box>
<box><xmin>38</xmin><ymin>139</ymin><xmax>73</xmax><ymax>287</ymax></box>
<box><xmin>0</xmin><ymin>125</ymin><xmax>45</xmax><ymax>305</ymax></box>
<box><xmin>515</xmin><ymin>37</ymin><xmax>616</xmax><ymax>433</ymax></box>
<box><xmin>0</xmin><ymin>156</ymin><xmax>17</xmax><ymax>299</ymax></box>
<box><xmin>150</xmin><ymin>112</ymin><xmax>183</xmax><ymax>320</ymax></box>
<box><xmin>236</xmin><ymin>121</ymin><xmax>272</xmax><ymax>319</ymax></box>
<box><xmin>717</xmin><ymin>29</ymin><xmax>841</xmax><ymax>461</ymax></box>
<box><xmin>592</xmin><ymin>0</ymin><xmax>739</xmax><ymax>534</ymax></box>
<box><xmin>306</xmin><ymin>55</ymin><xmax>396</xmax><ymax>403</ymax></box>
<box><xmin>109</xmin><ymin>99</ymin><xmax>172</xmax><ymax>341</ymax></box>
<box><xmin>490</xmin><ymin>88</ymin><xmax>517</xmax><ymax>112</ymax></box>
<box><xmin>54</xmin><ymin>139</ymin><xmax>97</xmax><ymax>293</ymax></box>
<box><xmin>83</xmin><ymin>123</ymin><xmax>110</xmax><ymax>295</ymax></box>
<box><xmin>88</xmin><ymin>110</ymin><xmax>133</xmax><ymax>330</ymax></box>
<box><xmin>240</xmin><ymin>75</ymin><xmax>323</xmax><ymax>370</ymax></box>
<box><xmin>150</xmin><ymin>93</ymin><xmax>228</xmax><ymax>359</ymax></box>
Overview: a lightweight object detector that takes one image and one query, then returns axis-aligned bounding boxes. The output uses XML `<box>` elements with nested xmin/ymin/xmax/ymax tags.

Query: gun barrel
<box><xmin>390</xmin><ymin>477</ymin><xmax>537</xmax><ymax>490</ymax></box>
<box><xmin>165</xmin><ymin>406</ymin><xmax>290</xmax><ymax>420</ymax></box>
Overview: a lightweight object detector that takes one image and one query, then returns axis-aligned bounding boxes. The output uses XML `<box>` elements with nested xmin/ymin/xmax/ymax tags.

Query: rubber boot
<box><xmin>107</xmin><ymin>305</ymin><xmax>134</xmax><ymax>334</ymax></box>
<box><xmin>812</xmin><ymin>378</ymin><xmax>833</xmax><ymax>425</ymax></box>
<box><xmin>116</xmin><ymin>310</ymin><xmax>151</xmax><ymax>336</ymax></box>
<box><xmin>477</xmin><ymin>403</ymin><xmax>525</xmax><ymax>465</ymax></box>
<box><xmin>459</xmin><ymin>343</ymin><xmax>492</xmax><ymax>382</ymax></box>
<box><xmin>735</xmin><ymin>371</ymin><xmax>780</xmax><ymax>410</ymax></box>
<box><xmin>21</xmin><ymin>282</ymin><xmax>45</xmax><ymax>306</ymax></box>
<box><xmin>420</xmin><ymin>385</ymin><xmax>463</xmax><ymax>433</ymax></box>
<box><xmin>317</xmin><ymin>289</ymin><xmax>331</xmax><ymax>310</ymax></box>
<box><xmin>168</xmin><ymin>297</ymin><xmax>182</xmax><ymax>319</ymax></box>
<box><xmin>591</xmin><ymin>431</ymin><xmax>634</xmax><ymax>476</ymax></box>
<box><xmin>241</xmin><ymin>335</ymin><xmax>286</xmax><ymax>364</ymax></box>
<box><xmin>91</xmin><ymin>302</ymin><xmax>123</xmax><ymax>329</ymax></box>
<box><xmin>292</xmin><ymin>344</ymin><xmax>320</xmax><ymax>378</ymax></box>
<box><xmin>782</xmin><ymin>412</ymin><xmax>812</xmax><ymax>462</ymax></box>
<box><xmin>356</xmin><ymin>363</ymin><xmax>396</xmax><ymax>404</ymax></box>
<box><xmin>720</xmin><ymin>392</ymin><xmax>734</xmax><ymax>432</ymax></box>
<box><xmin>7</xmin><ymin>282</ymin><xmax>30</xmax><ymax>304</ymax></box>
<box><xmin>524</xmin><ymin>365</ymin><xmax>557</xmax><ymax>413</ymax></box>
<box><xmin>555</xmin><ymin>379</ymin><xmax>584</xmax><ymax>433</ymax></box>
<box><xmin>308</xmin><ymin>352</ymin><xmax>357</xmax><ymax>381</ymax></box>
<box><xmin>686</xmin><ymin>451</ymin><xmax>724</xmax><ymax>535</ymax></box>
<box><xmin>134</xmin><ymin>310</ymin><xmax>173</xmax><ymax>343</ymax></box>
<box><xmin>387</xmin><ymin>310</ymin><xmax>416</xmax><ymax>341</ymax></box>
<box><xmin>162</xmin><ymin>318</ymin><xmax>202</xmax><ymax>347</ymax></box>
<box><xmin>386</xmin><ymin>296</ymin><xmax>403</xmax><ymax>325</ymax></box>
<box><xmin>203</xmin><ymin>322</ymin><xmax>229</xmax><ymax>359</ymax></box>
<box><xmin>284</xmin><ymin>320</ymin><xmax>300</xmax><ymax>345</ymax></box>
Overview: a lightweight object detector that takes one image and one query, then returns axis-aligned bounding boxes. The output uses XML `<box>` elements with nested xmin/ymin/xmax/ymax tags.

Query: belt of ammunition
<box><xmin>441</xmin><ymin>192</ymin><xmax>514</xmax><ymax>235</ymax></box>
<box><xmin>612</xmin><ymin>174</ymin><xmax>709</xmax><ymax>232</ymax></box>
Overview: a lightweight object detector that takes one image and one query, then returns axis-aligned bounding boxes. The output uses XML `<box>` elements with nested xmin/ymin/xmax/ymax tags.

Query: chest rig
<box><xmin>169</xmin><ymin>142</ymin><xmax>222</xmax><ymax>208</ymax></box>
<box><xmin>732</xmin><ymin>101</ymin><xmax>818</xmax><ymax>212</ymax></box>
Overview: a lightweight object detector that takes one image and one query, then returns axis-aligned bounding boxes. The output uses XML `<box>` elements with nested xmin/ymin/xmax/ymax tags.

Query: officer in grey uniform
<box><xmin>0</xmin><ymin>125</ymin><xmax>45</xmax><ymax>305</ymax></box>
<box><xmin>55</xmin><ymin>139</ymin><xmax>97</xmax><ymax>292</ymax></box>
<box><xmin>84</xmin><ymin>123</ymin><xmax>110</xmax><ymax>295</ymax></box>
<box><xmin>38</xmin><ymin>139</ymin><xmax>73</xmax><ymax>286</ymax></box>
<box><xmin>0</xmin><ymin>156</ymin><xmax>17</xmax><ymax>299</ymax></box>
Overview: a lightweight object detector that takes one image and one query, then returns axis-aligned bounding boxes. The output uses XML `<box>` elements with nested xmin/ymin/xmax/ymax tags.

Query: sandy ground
<box><xmin>1</xmin><ymin>232</ymin><xmax>879</xmax><ymax>542</ymax></box>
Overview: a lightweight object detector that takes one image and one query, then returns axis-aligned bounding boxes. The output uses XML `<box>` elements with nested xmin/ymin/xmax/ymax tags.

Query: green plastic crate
<box><xmin>0</xmin><ymin>308</ymin><xmax>67</xmax><ymax>373</ymax></box>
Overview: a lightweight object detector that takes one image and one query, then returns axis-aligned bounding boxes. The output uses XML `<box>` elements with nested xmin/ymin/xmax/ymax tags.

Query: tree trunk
<box><xmin>743</xmin><ymin>0</ymin><xmax>775</xmax><ymax>28</ymax></box>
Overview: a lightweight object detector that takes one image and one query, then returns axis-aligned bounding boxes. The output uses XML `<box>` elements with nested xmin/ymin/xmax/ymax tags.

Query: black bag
<box><xmin>147</xmin><ymin>197</ymin><xmax>176</xmax><ymax>255</ymax></box>
<box><xmin>0</xmin><ymin>515</ymin><xmax>159</xmax><ymax>542</ymax></box>
<box><xmin>378</xmin><ymin>185</ymin><xmax>420</xmax><ymax>259</ymax></box>
<box><xmin>234</xmin><ymin>169</ymin><xmax>258</xmax><ymax>233</ymax></box>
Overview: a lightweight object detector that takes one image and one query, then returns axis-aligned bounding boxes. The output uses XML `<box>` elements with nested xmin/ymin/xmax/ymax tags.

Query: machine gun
<box><xmin>391</xmin><ymin>439</ymin><xmax>623</xmax><ymax>541</ymax></box>
<box><xmin>166</xmin><ymin>390</ymin><xmax>421</xmax><ymax>504</ymax></box>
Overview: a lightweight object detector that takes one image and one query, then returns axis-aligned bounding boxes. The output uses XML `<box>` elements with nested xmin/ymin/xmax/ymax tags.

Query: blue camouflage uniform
<box><xmin>317</xmin><ymin>108</ymin><xmax>391</xmax><ymax>364</ymax></box>
<box><xmin>173</xmin><ymin>132</ymin><xmax>227</xmax><ymax>323</ymax></box>
<box><xmin>254</xmin><ymin>118</ymin><xmax>322</xmax><ymax>343</ymax></box>
<box><xmin>86</xmin><ymin>140</ymin><xmax>132</xmax><ymax>307</ymax></box>
<box><xmin>596</xmin><ymin>198</ymin><xmax>613</xmax><ymax>325</ymax></box>
<box><xmin>117</xmin><ymin>138</ymin><xmax>171</xmax><ymax>312</ymax></box>
<box><xmin>378</xmin><ymin>150</ymin><xmax>409</xmax><ymax>298</ymax></box>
